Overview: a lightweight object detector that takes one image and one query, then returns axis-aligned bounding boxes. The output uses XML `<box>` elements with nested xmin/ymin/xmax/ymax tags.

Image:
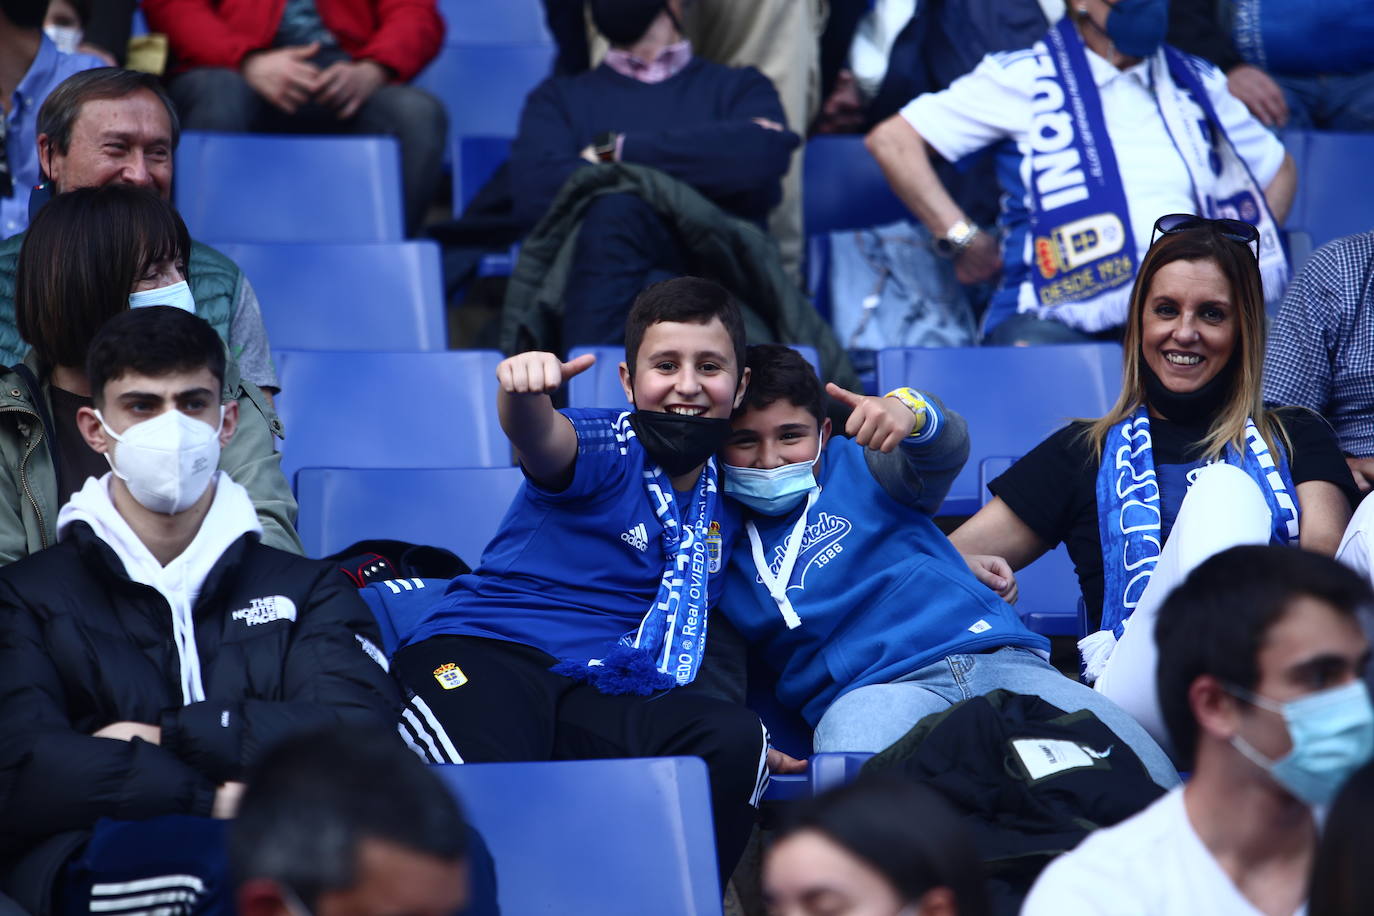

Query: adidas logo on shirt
<box><xmin>621</xmin><ymin>523</ymin><xmax>649</xmax><ymax>552</ymax></box>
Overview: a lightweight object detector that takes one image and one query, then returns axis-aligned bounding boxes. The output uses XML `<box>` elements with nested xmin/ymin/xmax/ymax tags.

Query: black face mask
<box><xmin>589</xmin><ymin>0</ymin><xmax>673</xmax><ymax>45</ymax></box>
<box><xmin>1142</xmin><ymin>354</ymin><xmax>1238</xmax><ymax>426</ymax></box>
<box><xmin>629</xmin><ymin>410</ymin><xmax>731</xmax><ymax>478</ymax></box>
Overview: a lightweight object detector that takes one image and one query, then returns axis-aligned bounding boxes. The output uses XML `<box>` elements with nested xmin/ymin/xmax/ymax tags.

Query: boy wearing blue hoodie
<box><xmin>719</xmin><ymin>345</ymin><xmax>1175</xmax><ymax>783</ymax></box>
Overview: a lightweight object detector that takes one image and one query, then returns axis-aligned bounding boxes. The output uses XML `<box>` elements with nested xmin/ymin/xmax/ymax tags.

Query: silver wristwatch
<box><xmin>933</xmin><ymin>219</ymin><xmax>981</xmax><ymax>259</ymax></box>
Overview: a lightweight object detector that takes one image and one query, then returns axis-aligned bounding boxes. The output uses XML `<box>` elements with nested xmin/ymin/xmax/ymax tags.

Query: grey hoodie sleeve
<box><xmin>862</xmin><ymin>391</ymin><xmax>969</xmax><ymax>515</ymax></box>
<box><xmin>221</xmin><ymin>378</ymin><xmax>302</xmax><ymax>555</ymax></box>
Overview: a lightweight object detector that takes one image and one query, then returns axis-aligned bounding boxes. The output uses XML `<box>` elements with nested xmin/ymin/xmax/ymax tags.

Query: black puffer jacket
<box><xmin>0</xmin><ymin>523</ymin><xmax>401</xmax><ymax>911</ymax></box>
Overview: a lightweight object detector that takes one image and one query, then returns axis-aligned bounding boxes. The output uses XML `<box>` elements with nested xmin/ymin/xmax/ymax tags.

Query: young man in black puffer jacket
<box><xmin>0</xmin><ymin>306</ymin><xmax>400</xmax><ymax>915</ymax></box>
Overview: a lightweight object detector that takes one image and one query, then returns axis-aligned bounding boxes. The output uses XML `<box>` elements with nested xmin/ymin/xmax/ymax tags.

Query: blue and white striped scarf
<box><xmin>1085</xmin><ymin>408</ymin><xmax>1299</xmax><ymax>679</ymax></box>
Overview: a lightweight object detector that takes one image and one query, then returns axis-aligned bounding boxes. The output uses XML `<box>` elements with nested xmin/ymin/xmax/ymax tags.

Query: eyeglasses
<box><xmin>1150</xmin><ymin>213</ymin><xmax>1260</xmax><ymax>260</ymax></box>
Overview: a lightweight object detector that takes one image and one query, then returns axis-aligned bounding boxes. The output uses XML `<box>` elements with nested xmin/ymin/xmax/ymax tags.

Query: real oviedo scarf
<box><xmin>1084</xmin><ymin>407</ymin><xmax>1299</xmax><ymax>681</ymax></box>
<box><xmin>552</xmin><ymin>412</ymin><xmax>718</xmax><ymax>695</ymax></box>
<box><xmin>1024</xmin><ymin>17</ymin><xmax>1287</xmax><ymax>332</ymax></box>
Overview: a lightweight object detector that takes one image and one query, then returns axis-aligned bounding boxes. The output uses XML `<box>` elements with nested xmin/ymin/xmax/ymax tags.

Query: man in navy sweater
<box><xmin>508</xmin><ymin>0</ymin><xmax>799</xmax><ymax>350</ymax></box>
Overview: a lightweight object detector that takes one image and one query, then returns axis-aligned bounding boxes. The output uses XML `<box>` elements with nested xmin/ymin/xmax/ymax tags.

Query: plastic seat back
<box><xmin>434</xmin><ymin>758</ymin><xmax>724</xmax><ymax>916</ymax></box>
<box><xmin>435</xmin><ymin>0</ymin><xmax>552</xmax><ymax>43</ymax></box>
<box><xmin>295</xmin><ymin>466</ymin><xmax>525</xmax><ymax>565</ymax></box>
<box><xmin>415</xmin><ymin>44</ymin><xmax>555</xmax><ymax>140</ymax></box>
<box><xmin>209</xmin><ymin>241</ymin><xmax>445</xmax><ymax>351</ymax></box>
<box><xmin>452</xmin><ymin>136</ymin><xmax>514</xmax><ymax>213</ymax></box>
<box><xmin>876</xmin><ymin>343</ymin><xmax>1123</xmax><ymax>515</ymax></box>
<box><xmin>175</xmin><ymin>132</ymin><xmax>404</xmax><ymax>242</ymax></box>
<box><xmin>1284</xmin><ymin>129</ymin><xmax>1374</xmax><ymax>251</ymax></box>
<box><xmin>272</xmin><ymin>350</ymin><xmax>509</xmax><ymax>486</ymax></box>
<box><xmin>803</xmin><ymin>135</ymin><xmax>910</xmax><ymax>237</ymax></box>
<box><xmin>979</xmin><ymin>457</ymin><xmax>1087</xmax><ymax>638</ymax></box>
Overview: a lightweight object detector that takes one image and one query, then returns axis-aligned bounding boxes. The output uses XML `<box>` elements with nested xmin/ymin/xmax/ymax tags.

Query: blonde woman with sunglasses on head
<box><xmin>952</xmin><ymin>214</ymin><xmax>1359</xmax><ymax>748</ymax></box>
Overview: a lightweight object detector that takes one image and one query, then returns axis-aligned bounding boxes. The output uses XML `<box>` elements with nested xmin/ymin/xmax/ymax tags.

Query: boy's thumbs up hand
<box><xmin>825</xmin><ymin>382</ymin><xmax>918</xmax><ymax>453</ymax></box>
<box><xmin>498</xmin><ymin>351</ymin><xmax>597</xmax><ymax>395</ymax></box>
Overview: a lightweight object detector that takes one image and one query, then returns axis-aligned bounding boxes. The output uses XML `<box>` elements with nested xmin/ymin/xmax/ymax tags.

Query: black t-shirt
<box><xmin>990</xmin><ymin>407</ymin><xmax>1357</xmax><ymax>629</ymax></box>
<box><xmin>49</xmin><ymin>386</ymin><xmax>110</xmax><ymax>507</ymax></box>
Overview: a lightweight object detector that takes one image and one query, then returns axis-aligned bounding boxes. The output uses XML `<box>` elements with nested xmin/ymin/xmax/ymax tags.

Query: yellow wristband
<box><xmin>884</xmin><ymin>387</ymin><xmax>928</xmax><ymax>436</ymax></box>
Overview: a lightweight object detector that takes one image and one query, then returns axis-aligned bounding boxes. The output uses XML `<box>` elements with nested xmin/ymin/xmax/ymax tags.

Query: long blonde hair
<box><xmin>1084</xmin><ymin>226</ymin><xmax>1286</xmax><ymax>460</ymax></box>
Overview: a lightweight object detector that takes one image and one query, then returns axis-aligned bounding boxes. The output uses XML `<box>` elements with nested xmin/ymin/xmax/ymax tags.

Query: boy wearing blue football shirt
<box><xmin>720</xmin><ymin>345</ymin><xmax>1177</xmax><ymax>785</ymax></box>
<box><xmin>392</xmin><ymin>278</ymin><xmax>771</xmax><ymax>884</ymax></box>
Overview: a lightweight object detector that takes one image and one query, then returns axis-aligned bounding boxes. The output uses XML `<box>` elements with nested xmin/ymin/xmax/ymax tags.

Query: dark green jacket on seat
<box><xmin>500</xmin><ymin>162</ymin><xmax>859</xmax><ymax>390</ymax></box>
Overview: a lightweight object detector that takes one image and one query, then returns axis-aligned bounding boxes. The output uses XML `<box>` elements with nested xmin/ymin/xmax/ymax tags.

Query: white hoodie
<box><xmin>57</xmin><ymin>472</ymin><xmax>264</xmax><ymax>706</ymax></box>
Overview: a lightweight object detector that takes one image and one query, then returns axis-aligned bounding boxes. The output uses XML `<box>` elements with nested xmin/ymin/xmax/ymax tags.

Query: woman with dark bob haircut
<box><xmin>1</xmin><ymin>184</ymin><xmax>299</xmax><ymax>558</ymax></box>
<box><xmin>764</xmin><ymin>775</ymin><xmax>991</xmax><ymax>916</ymax></box>
<box><xmin>952</xmin><ymin>214</ymin><xmax>1358</xmax><ymax>748</ymax></box>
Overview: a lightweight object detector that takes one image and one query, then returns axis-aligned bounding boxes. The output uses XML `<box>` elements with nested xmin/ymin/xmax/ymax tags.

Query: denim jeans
<box><xmin>812</xmin><ymin>645</ymin><xmax>1180</xmax><ymax>788</ymax></box>
<box><xmin>168</xmin><ymin>63</ymin><xmax>447</xmax><ymax>237</ymax></box>
<box><xmin>1277</xmin><ymin>68</ymin><xmax>1374</xmax><ymax>132</ymax></box>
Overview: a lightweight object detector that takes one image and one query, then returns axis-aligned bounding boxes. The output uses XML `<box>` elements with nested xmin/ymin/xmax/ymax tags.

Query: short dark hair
<box><xmin>1156</xmin><ymin>545</ymin><xmax>1374</xmax><ymax>768</ymax></box>
<box><xmin>623</xmin><ymin>276</ymin><xmax>747</xmax><ymax>381</ymax></box>
<box><xmin>86</xmin><ymin>306</ymin><xmax>226</xmax><ymax>407</ymax></box>
<box><xmin>773</xmin><ymin>776</ymin><xmax>991</xmax><ymax>916</ymax></box>
<box><xmin>37</xmin><ymin>68</ymin><xmax>180</xmax><ymax>160</ymax></box>
<box><xmin>230</xmin><ymin>727</ymin><xmax>469</xmax><ymax>906</ymax></box>
<box><xmin>735</xmin><ymin>344</ymin><xmax>825</xmax><ymax>426</ymax></box>
<box><xmin>1309</xmin><ymin>759</ymin><xmax>1374</xmax><ymax>915</ymax></box>
<box><xmin>17</xmin><ymin>184</ymin><xmax>191</xmax><ymax>369</ymax></box>
<box><xmin>0</xmin><ymin>0</ymin><xmax>46</xmax><ymax>29</ymax></box>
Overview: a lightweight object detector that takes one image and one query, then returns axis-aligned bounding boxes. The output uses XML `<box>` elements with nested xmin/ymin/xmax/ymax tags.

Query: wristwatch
<box><xmin>593</xmin><ymin>131</ymin><xmax>619</xmax><ymax>163</ymax></box>
<box><xmin>933</xmin><ymin>219</ymin><xmax>981</xmax><ymax>259</ymax></box>
<box><xmin>884</xmin><ymin>387</ymin><xmax>929</xmax><ymax>437</ymax></box>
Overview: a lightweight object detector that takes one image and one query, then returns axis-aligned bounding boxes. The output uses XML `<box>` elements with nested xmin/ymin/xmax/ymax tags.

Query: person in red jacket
<box><xmin>144</xmin><ymin>0</ymin><xmax>446</xmax><ymax>236</ymax></box>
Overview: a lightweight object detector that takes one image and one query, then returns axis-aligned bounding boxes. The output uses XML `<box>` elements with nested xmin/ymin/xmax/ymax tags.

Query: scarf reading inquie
<box><xmin>551</xmin><ymin>411</ymin><xmax>716</xmax><ymax>695</ymax></box>
<box><xmin>1025</xmin><ymin>18</ymin><xmax>1287</xmax><ymax>331</ymax></box>
<box><xmin>1084</xmin><ymin>408</ymin><xmax>1299</xmax><ymax>681</ymax></box>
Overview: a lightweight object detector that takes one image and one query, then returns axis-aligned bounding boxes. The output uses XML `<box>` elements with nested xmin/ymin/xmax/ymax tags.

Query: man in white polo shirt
<box><xmin>1023</xmin><ymin>545</ymin><xmax>1374</xmax><ymax>915</ymax></box>
<box><xmin>865</xmin><ymin>0</ymin><xmax>1295</xmax><ymax>344</ymax></box>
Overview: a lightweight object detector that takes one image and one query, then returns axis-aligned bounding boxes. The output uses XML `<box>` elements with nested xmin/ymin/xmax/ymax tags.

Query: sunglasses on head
<box><xmin>1150</xmin><ymin>213</ymin><xmax>1260</xmax><ymax>260</ymax></box>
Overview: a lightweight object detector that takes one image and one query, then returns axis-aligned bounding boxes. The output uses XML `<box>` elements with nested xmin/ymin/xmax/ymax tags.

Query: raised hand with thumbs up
<box><xmin>496</xmin><ymin>351</ymin><xmax>598</xmax><ymax>486</ymax></box>
<box><xmin>824</xmin><ymin>382</ymin><xmax>924</xmax><ymax>453</ymax></box>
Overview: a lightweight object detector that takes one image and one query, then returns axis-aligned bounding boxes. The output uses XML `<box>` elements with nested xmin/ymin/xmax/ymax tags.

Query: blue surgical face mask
<box><xmin>1228</xmin><ymin>680</ymin><xmax>1374</xmax><ymax>806</ymax></box>
<box><xmin>723</xmin><ymin>435</ymin><xmax>823</xmax><ymax>516</ymax></box>
<box><xmin>1104</xmin><ymin>0</ymin><xmax>1168</xmax><ymax>59</ymax></box>
<box><xmin>129</xmin><ymin>279</ymin><xmax>196</xmax><ymax>314</ymax></box>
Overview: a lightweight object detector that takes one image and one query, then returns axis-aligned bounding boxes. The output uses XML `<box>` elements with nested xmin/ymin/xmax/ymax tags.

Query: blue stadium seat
<box><xmin>175</xmin><ymin>132</ymin><xmax>405</xmax><ymax>242</ymax></box>
<box><xmin>272</xmin><ymin>349</ymin><xmax>509</xmax><ymax>486</ymax></box>
<box><xmin>566</xmin><ymin>344</ymin><xmax>821</xmax><ymax>409</ymax></box>
<box><xmin>295</xmin><ymin>466</ymin><xmax>524</xmax><ymax>563</ymax></box>
<box><xmin>875</xmin><ymin>343</ymin><xmax>1123</xmax><ymax>516</ymax></box>
<box><xmin>803</xmin><ymin>135</ymin><xmax>910</xmax><ymax>238</ymax></box>
<box><xmin>435</xmin><ymin>758</ymin><xmax>724</xmax><ymax>916</ymax></box>
<box><xmin>1282</xmin><ymin>130</ymin><xmax>1374</xmax><ymax>252</ymax></box>
<box><xmin>208</xmin><ymin>241</ymin><xmax>446</xmax><ymax>351</ymax></box>
<box><xmin>415</xmin><ymin>43</ymin><xmax>555</xmax><ymax>141</ymax></box>
<box><xmin>808</xmin><ymin>752</ymin><xmax>875</xmax><ymax>794</ymax></box>
<box><xmin>453</xmin><ymin>135</ymin><xmax>513</xmax><ymax>213</ymax></box>
<box><xmin>979</xmin><ymin>457</ymin><xmax>1088</xmax><ymax>638</ymax></box>
<box><xmin>435</xmin><ymin>0</ymin><xmax>552</xmax><ymax>43</ymax></box>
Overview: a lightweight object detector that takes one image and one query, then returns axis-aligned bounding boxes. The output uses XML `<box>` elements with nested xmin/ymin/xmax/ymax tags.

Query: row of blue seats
<box><xmin>432</xmin><ymin>751</ymin><xmax>871</xmax><ymax>915</ymax></box>
<box><xmin>175</xmin><ymin>126</ymin><xmax>1374</xmax><ymax>255</ymax></box>
<box><xmin>272</xmin><ymin>341</ymin><xmax>1117</xmax><ymax>513</ymax></box>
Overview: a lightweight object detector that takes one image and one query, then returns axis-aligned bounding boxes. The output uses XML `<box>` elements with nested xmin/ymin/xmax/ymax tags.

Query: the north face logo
<box><xmin>232</xmin><ymin>595</ymin><xmax>297</xmax><ymax>626</ymax></box>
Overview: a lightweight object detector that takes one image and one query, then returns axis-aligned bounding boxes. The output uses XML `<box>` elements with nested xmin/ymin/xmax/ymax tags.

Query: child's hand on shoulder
<box><xmin>497</xmin><ymin>351</ymin><xmax>596</xmax><ymax>395</ymax></box>
<box><xmin>825</xmin><ymin>382</ymin><xmax>916</xmax><ymax>453</ymax></box>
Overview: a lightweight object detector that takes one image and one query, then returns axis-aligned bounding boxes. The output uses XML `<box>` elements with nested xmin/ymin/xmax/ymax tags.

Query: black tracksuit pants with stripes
<box><xmin>394</xmin><ymin>635</ymin><xmax>769</xmax><ymax>887</ymax></box>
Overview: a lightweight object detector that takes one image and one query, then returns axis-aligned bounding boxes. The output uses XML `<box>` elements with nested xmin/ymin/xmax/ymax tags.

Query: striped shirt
<box><xmin>1264</xmin><ymin>230</ymin><xmax>1374</xmax><ymax>457</ymax></box>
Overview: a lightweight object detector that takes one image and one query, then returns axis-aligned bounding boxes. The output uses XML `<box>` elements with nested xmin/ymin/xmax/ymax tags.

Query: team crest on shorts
<box><xmin>432</xmin><ymin>662</ymin><xmax>468</xmax><ymax>690</ymax></box>
<box><xmin>706</xmin><ymin>521</ymin><xmax>722</xmax><ymax>574</ymax></box>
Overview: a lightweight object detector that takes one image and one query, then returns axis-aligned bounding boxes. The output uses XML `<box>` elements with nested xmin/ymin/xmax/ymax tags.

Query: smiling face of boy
<box><xmin>618</xmin><ymin>317</ymin><xmax>749</xmax><ymax>419</ymax></box>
